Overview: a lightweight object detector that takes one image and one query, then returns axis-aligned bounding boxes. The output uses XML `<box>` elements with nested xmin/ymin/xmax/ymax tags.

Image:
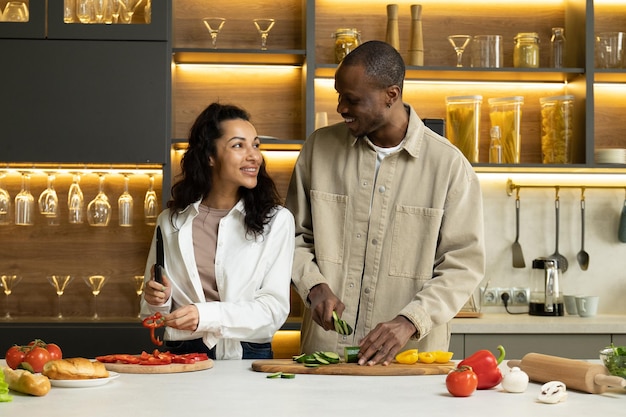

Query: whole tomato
<box><xmin>446</xmin><ymin>365</ymin><xmax>478</xmax><ymax>397</ymax></box>
<box><xmin>5</xmin><ymin>345</ymin><xmax>27</xmax><ymax>370</ymax></box>
<box><xmin>44</xmin><ymin>343</ymin><xmax>63</xmax><ymax>360</ymax></box>
<box><xmin>23</xmin><ymin>346</ymin><xmax>51</xmax><ymax>373</ymax></box>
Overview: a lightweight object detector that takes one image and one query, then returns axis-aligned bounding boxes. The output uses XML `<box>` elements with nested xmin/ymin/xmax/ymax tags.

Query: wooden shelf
<box><xmin>173</xmin><ymin>48</ymin><xmax>307</xmax><ymax>65</ymax></box>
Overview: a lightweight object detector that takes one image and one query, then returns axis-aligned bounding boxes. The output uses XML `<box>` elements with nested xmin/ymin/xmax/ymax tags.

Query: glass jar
<box><xmin>488</xmin><ymin>96</ymin><xmax>524</xmax><ymax>164</ymax></box>
<box><xmin>514</xmin><ymin>32</ymin><xmax>540</xmax><ymax>68</ymax></box>
<box><xmin>333</xmin><ymin>28</ymin><xmax>360</xmax><ymax>64</ymax></box>
<box><xmin>445</xmin><ymin>95</ymin><xmax>482</xmax><ymax>163</ymax></box>
<box><xmin>540</xmin><ymin>95</ymin><xmax>574</xmax><ymax>164</ymax></box>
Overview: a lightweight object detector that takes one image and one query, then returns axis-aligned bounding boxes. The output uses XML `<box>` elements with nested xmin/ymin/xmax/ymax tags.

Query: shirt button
<box><xmin>356</xmin><ymin>233</ymin><xmax>361</xmax><ymax>238</ymax></box>
<box><xmin>349</xmin><ymin>283</ymin><xmax>354</xmax><ymax>288</ymax></box>
<box><xmin>371</xmin><ymin>239</ymin><xmax>378</xmax><ymax>245</ymax></box>
<box><xmin>362</xmin><ymin>181</ymin><xmax>368</xmax><ymax>187</ymax></box>
<box><xmin>379</xmin><ymin>186</ymin><xmax>386</xmax><ymax>193</ymax></box>
<box><xmin>364</xmin><ymin>288</ymin><xmax>371</xmax><ymax>294</ymax></box>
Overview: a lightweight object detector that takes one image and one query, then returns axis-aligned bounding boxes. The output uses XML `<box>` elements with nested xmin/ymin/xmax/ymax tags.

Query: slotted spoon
<box><xmin>512</xmin><ymin>187</ymin><xmax>525</xmax><ymax>268</ymax></box>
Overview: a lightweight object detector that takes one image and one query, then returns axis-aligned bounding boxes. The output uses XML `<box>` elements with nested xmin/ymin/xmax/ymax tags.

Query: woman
<box><xmin>141</xmin><ymin>103</ymin><xmax>295</xmax><ymax>360</ymax></box>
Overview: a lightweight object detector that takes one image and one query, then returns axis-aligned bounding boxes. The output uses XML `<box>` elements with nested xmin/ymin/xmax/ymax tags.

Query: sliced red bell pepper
<box><xmin>142</xmin><ymin>312</ymin><xmax>166</xmax><ymax>346</ymax></box>
<box><xmin>458</xmin><ymin>345</ymin><xmax>506</xmax><ymax>390</ymax></box>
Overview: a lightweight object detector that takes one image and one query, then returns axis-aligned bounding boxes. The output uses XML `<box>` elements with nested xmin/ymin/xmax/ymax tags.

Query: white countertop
<box><xmin>2</xmin><ymin>360</ymin><xmax>624</xmax><ymax>417</ymax></box>
<box><xmin>451</xmin><ymin>314</ymin><xmax>626</xmax><ymax>334</ymax></box>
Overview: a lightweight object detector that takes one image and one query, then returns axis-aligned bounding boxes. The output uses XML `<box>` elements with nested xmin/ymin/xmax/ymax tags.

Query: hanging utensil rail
<box><xmin>506</xmin><ymin>179</ymin><xmax>626</xmax><ymax>196</ymax></box>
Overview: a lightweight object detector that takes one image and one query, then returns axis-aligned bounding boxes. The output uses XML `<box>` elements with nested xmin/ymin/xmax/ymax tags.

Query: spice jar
<box><xmin>333</xmin><ymin>28</ymin><xmax>360</xmax><ymax>64</ymax></box>
<box><xmin>488</xmin><ymin>96</ymin><xmax>524</xmax><ymax>164</ymax></box>
<box><xmin>540</xmin><ymin>95</ymin><xmax>574</xmax><ymax>164</ymax></box>
<box><xmin>445</xmin><ymin>95</ymin><xmax>482</xmax><ymax>163</ymax></box>
<box><xmin>514</xmin><ymin>32</ymin><xmax>540</xmax><ymax>68</ymax></box>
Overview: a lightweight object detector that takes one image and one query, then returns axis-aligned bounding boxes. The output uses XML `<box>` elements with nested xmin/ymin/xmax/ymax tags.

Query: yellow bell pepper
<box><xmin>418</xmin><ymin>351</ymin><xmax>436</xmax><ymax>364</ymax></box>
<box><xmin>434</xmin><ymin>350</ymin><xmax>454</xmax><ymax>363</ymax></box>
<box><xmin>395</xmin><ymin>349</ymin><xmax>419</xmax><ymax>364</ymax></box>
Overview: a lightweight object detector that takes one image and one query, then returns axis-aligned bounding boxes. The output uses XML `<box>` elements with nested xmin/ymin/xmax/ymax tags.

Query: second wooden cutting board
<box><xmin>251</xmin><ymin>359</ymin><xmax>454</xmax><ymax>376</ymax></box>
<box><xmin>103</xmin><ymin>359</ymin><xmax>214</xmax><ymax>374</ymax></box>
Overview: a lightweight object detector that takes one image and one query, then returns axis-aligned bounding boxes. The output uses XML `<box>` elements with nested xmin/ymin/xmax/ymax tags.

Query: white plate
<box><xmin>50</xmin><ymin>371</ymin><xmax>120</xmax><ymax>388</ymax></box>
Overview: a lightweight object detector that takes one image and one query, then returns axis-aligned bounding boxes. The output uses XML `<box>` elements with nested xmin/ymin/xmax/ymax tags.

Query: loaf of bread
<box><xmin>2</xmin><ymin>367</ymin><xmax>51</xmax><ymax>396</ymax></box>
<box><xmin>42</xmin><ymin>357</ymin><xmax>110</xmax><ymax>380</ymax></box>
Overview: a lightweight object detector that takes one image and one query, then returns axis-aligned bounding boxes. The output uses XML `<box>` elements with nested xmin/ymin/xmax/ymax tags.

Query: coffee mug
<box><xmin>563</xmin><ymin>294</ymin><xmax>578</xmax><ymax>315</ymax></box>
<box><xmin>575</xmin><ymin>295</ymin><xmax>599</xmax><ymax>317</ymax></box>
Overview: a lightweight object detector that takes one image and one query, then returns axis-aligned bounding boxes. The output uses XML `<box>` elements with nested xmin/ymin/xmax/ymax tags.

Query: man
<box><xmin>286</xmin><ymin>40</ymin><xmax>485</xmax><ymax>366</ymax></box>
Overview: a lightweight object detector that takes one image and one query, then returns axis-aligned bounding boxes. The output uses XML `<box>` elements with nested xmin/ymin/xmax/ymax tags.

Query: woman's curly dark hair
<box><xmin>168</xmin><ymin>103</ymin><xmax>282</xmax><ymax>237</ymax></box>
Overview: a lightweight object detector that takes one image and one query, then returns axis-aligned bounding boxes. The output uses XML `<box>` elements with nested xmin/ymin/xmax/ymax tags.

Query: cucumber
<box><xmin>292</xmin><ymin>353</ymin><xmax>306</xmax><ymax>362</ymax></box>
<box><xmin>304</xmin><ymin>363</ymin><xmax>320</xmax><ymax>368</ymax></box>
<box><xmin>280</xmin><ymin>373</ymin><xmax>296</xmax><ymax>379</ymax></box>
<box><xmin>332</xmin><ymin>311</ymin><xmax>354</xmax><ymax>336</ymax></box>
<box><xmin>312</xmin><ymin>353</ymin><xmax>329</xmax><ymax>365</ymax></box>
<box><xmin>318</xmin><ymin>351</ymin><xmax>340</xmax><ymax>363</ymax></box>
<box><xmin>266</xmin><ymin>372</ymin><xmax>283</xmax><ymax>378</ymax></box>
<box><xmin>344</xmin><ymin>346</ymin><xmax>360</xmax><ymax>363</ymax></box>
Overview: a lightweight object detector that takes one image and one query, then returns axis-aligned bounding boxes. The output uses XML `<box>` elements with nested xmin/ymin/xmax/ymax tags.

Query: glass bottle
<box><xmin>550</xmin><ymin>27</ymin><xmax>566</xmax><ymax>68</ymax></box>
<box><xmin>489</xmin><ymin>126</ymin><xmax>503</xmax><ymax>164</ymax></box>
<box><xmin>513</xmin><ymin>32</ymin><xmax>540</xmax><ymax>68</ymax></box>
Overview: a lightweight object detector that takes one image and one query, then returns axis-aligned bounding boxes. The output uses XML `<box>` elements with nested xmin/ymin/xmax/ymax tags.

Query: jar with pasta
<box><xmin>488</xmin><ymin>96</ymin><xmax>524</xmax><ymax>164</ymax></box>
<box><xmin>540</xmin><ymin>95</ymin><xmax>574</xmax><ymax>164</ymax></box>
<box><xmin>445</xmin><ymin>95</ymin><xmax>482</xmax><ymax>163</ymax></box>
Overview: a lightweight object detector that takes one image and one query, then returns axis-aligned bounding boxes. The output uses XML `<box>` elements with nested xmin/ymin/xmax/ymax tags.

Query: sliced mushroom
<box><xmin>537</xmin><ymin>381</ymin><xmax>568</xmax><ymax>404</ymax></box>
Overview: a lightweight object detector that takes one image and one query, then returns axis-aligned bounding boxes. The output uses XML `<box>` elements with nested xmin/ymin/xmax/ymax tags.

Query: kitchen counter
<box><xmin>1</xmin><ymin>359</ymin><xmax>624</xmax><ymax>416</ymax></box>
<box><xmin>451</xmin><ymin>314</ymin><xmax>626</xmax><ymax>334</ymax></box>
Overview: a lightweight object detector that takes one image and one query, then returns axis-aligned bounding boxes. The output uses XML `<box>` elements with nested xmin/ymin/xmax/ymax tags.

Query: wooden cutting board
<box><xmin>103</xmin><ymin>359</ymin><xmax>213</xmax><ymax>374</ymax></box>
<box><xmin>251</xmin><ymin>359</ymin><xmax>454</xmax><ymax>376</ymax></box>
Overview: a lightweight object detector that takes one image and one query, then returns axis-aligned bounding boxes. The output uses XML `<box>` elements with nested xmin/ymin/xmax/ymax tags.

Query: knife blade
<box><xmin>155</xmin><ymin>226</ymin><xmax>164</xmax><ymax>283</ymax></box>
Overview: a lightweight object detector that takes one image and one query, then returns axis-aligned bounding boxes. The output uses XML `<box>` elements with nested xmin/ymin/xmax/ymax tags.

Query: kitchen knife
<box><xmin>154</xmin><ymin>226</ymin><xmax>164</xmax><ymax>283</ymax></box>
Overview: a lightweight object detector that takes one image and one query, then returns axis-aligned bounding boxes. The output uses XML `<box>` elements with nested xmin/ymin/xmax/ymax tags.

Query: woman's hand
<box><xmin>164</xmin><ymin>305</ymin><xmax>199</xmax><ymax>332</ymax></box>
<box><xmin>144</xmin><ymin>265</ymin><xmax>171</xmax><ymax>306</ymax></box>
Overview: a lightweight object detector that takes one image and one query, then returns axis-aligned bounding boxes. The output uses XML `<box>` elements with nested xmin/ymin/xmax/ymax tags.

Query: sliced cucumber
<box><xmin>304</xmin><ymin>363</ymin><xmax>320</xmax><ymax>368</ymax></box>
<box><xmin>266</xmin><ymin>372</ymin><xmax>283</xmax><ymax>378</ymax></box>
<box><xmin>312</xmin><ymin>353</ymin><xmax>330</xmax><ymax>365</ymax></box>
<box><xmin>344</xmin><ymin>346</ymin><xmax>360</xmax><ymax>363</ymax></box>
<box><xmin>281</xmin><ymin>373</ymin><xmax>296</xmax><ymax>379</ymax></box>
<box><xmin>292</xmin><ymin>353</ymin><xmax>306</xmax><ymax>362</ymax></box>
<box><xmin>332</xmin><ymin>311</ymin><xmax>354</xmax><ymax>336</ymax></box>
<box><xmin>318</xmin><ymin>351</ymin><xmax>340</xmax><ymax>363</ymax></box>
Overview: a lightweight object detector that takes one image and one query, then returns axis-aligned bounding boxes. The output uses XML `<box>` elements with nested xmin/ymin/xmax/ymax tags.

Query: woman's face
<box><xmin>210</xmin><ymin>118</ymin><xmax>262</xmax><ymax>194</ymax></box>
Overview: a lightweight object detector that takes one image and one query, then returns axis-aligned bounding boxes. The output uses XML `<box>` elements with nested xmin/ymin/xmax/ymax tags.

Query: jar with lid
<box><xmin>445</xmin><ymin>95</ymin><xmax>482</xmax><ymax>163</ymax></box>
<box><xmin>333</xmin><ymin>28</ymin><xmax>361</xmax><ymax>64</ymax></box>
<box><xmin>488</xmin><ymin>96</ymin><xmax>524</xmax><ymax>164</ymax></box>
<box><xmin>514</xmin><ymin>32</ymin><xmax>540</xmax><ymax>68</ymax></box>
<box><xmin>540</xmin><ymin>95</ymin><xmax>574</xmax><ymax>164</ymax></box>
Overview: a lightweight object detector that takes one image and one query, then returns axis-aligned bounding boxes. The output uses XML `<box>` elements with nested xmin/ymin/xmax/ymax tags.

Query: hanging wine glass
<box><xmin>119</xmin><ymin>0</ymin><xmax>143</xmax><ymax>24</ymax></box>
<box><xmin>84</xmin><ymin>275</ymin><xmax>108</xmax><ymax>319</ymax></box>
<box><xmin>253</xmin><ymin>18</ymin><xmax>276</xmax><ymax>50</ymax></box>
<box><xmin>76</xmin><ymin>0</ymin><xmax>94</xmax><ymax>24</ymax></box>
<box><xmin>87</xmin><ymin>173</ymin><xmax>111</xmax><ymax>227</ymax></box>
<box><xmin>110</xmin><ymin>0</ymin><xmax>121</xmax><ymax>23</ymax></box>
<box><xmin>15</xmin><ymin>172</ymin><xmax>34</xmax><ymax>226</ymax></box>
<box><xmin>68</xmin><ymin>173</ymin><xmax>85</xmax><ymax>224</ymax></box>
<box><xmin>38</xmin><ymin>172</ymin><xmax>59</xmax><ymax>226</ymax></box>
<box><xmin>1</xmin><ymin>275</ymin><xmax>22</xmax><ymax>320</ymax></box>
<box><xmin>143</xmin><ymin>174</ymin><xmax>158</xmax><ymax>225</ymax></box>
<box><xmin>118</xmin><ymin>173</ymin><xmax>133</xmax><ymax>227</ymax></box>
<box><xmin>0</xmin><ymin>172</ymin><xmax>10</xmax><ymax>225</ymax></box>
<box><xmin>93</xmin><ymin>0</ymin><xmax>106</xmax><ymax>23</ymax></box>
<box><xmin>47</xmin><ymin>275</ymin><xmax>74</xmax><ymax>319</ymax></box>
<box><xmin>132</xmin><ymin>275</ymin><xmax>145</xmax><ymax>318</ymax></box>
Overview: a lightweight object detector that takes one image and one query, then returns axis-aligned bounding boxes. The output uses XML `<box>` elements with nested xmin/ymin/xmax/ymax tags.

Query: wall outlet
<box><xmin>499</xmin><ymin>289</ymin><xmax>512</xmax><ymax>305</ymax></box>
<box><xmin>482</xmin><ymin>287</ymin><xmax>500</xmax><ymax>306</ymax></box>
<box><xmin>511</xmin><ymin>287</ymin><xmax>530</xmax><ymax>306</ymax></box>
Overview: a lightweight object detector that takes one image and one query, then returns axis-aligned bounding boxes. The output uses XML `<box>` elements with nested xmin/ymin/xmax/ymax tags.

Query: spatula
<box><xmin>511</xmin><ymin>187</ymin><xmax>525</xmax><ymax>268</ymax></box>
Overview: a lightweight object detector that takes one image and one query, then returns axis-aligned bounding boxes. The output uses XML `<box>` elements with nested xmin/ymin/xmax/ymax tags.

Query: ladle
<box><xmin>511</xmin><ymin>186</ymin><xmax>526</xmax><ymax>268</ymax></box>
<box><xmin>550</xmin><ymin>187</ymin><xmax>568</xmax><ymax>272</ymax></box>
<box><xmin>576</xmin><ymin>188</ymin><xmax>589</xmax><ymax>271</ymax></box>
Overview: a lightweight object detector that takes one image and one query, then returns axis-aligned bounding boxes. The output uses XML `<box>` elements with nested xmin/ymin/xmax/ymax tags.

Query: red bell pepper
<box><xmin>142</xmin><ymin>312</ymin><xmax>166</xmax><ymax>346</ymax></box>
<box><xmin>458</xmin><ymin>345</ymin><xmax>506</xmax><ymax>389</ymax></box>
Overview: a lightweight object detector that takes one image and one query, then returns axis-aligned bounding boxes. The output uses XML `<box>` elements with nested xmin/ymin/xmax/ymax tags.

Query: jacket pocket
<box><xmin>390</xmin><ymin>205</ymin><xmax>443</xmax><ymax>278</ymax></box>
<box><xmin>310</xmin><ymin>190</ymin><xmax>348</xmax><ymax>264</ymax></box>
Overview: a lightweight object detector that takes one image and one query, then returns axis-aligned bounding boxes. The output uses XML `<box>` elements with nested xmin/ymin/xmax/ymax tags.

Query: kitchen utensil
<box><xmin>252</xmin><ymin>359</ymin><xmax>454</xmax><ymax>376</ymax></box>
<box><xmin>103</xmin><ymin>359</ymin><xmax>213</xmax><ymax>374</ymax></box>
<box><xmin>529</xmin><ymin>257</ymin><xmax>564</xmax><ymax>316</ymax></box>
<box><xmin>507</xmin><ymin>353</ymin><xmax>626</xmax><ymax>394</ymax></box>
<box><xmin>619</xmin><ymin>190</ymin><xmax>626</xmax><ymax>243</ymax></box>
<box><xmin>155</xmin><ymin>226</ymin><xmax>164</xmax><ymax>283</ymax></box>
<box><xmin>549</xmin><ymin>190</ymin><xmax>568</xmax><ymax>272</ymax></box>
<box><xmin>577</xmin><ymin>191</ymin><xmax>589</xmax><ymax>270</ymax></box>
<box><xmin>511</xmin><ymin>187</ymin><xmax>525</xmax><ymax>268</ymax></box>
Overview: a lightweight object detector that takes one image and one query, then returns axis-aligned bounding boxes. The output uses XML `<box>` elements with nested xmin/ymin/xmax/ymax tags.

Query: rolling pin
<box><xmin>507</xmin><ymin>353</ymin><xmax>626</xmax><ymax>394</ymax></box>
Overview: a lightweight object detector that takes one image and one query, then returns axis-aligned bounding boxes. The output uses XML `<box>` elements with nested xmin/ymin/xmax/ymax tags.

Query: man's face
<box><xmin>334</xmin><ymin>64</ymin><xmax>389</xmax><ymax>139</ymax></box>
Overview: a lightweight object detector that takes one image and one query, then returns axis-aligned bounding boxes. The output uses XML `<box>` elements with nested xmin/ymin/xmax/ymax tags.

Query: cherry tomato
<box><xmin>23</xmin><ymin>346</ymin><xmax>51</xmax><ymax>373</ymax></box>
<box><xmin>45</xmin><ymin>343</ymin><xmax>63</xmax><ymax>360</ymax></box>
<box><xmin>5</xmin><ymin>345</ymin><xmax>27</xmax><ymax>370</ymax></box>
<box><xmin>446</xmin><ymin>365</ymin><xmax>478</xmax><ymax>397</ymax></box>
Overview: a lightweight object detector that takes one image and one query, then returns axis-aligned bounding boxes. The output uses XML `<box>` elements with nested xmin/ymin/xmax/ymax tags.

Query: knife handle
<box><xmin>154</xmin><ymin>264</ymin><xmax>163</xmax><ymax>284</ymax></box>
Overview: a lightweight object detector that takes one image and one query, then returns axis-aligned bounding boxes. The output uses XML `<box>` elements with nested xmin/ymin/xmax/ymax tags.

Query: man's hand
<box><xmin>308</xmin><ymin>283</ymin><xmax>345</xmax><ymax>331</ymax></box>
<box><xmin>357</xmin><ymin>315</ymin><xmax>417</xmax><ymax>366</ymax></box>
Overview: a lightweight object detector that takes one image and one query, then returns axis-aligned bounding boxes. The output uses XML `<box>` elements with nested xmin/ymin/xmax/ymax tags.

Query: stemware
<box><xmin>143</xmin><ymin>174</ymin><xmax>158</xmax><ymax>225</ymax></box>
<box><xmin>253</xmin><ymin>18</ymin><xmax>276</xmax><ymax>50</ymax></box>
<box><xmin>110</xmin><ymin>0</ymin><xmax>121</xmax><ymax>23</ymax></box>
<box><xmin>84</xmin><ymin>275</ymin><xmax>107</xmax><ymax>319</ymax></box>
<box><xmin>118</xmin><ymin>173</ymin><xmax>134</xmax><ymax>227</ymax></box>
<box><xmin>202</xmin><ymin>17</ymin><xmax>226</xmax><ymax>49</ymax></box>
<box><xmin>76</xmin><ymin>0</ymin><xmax>94</xmax><ymax>24</ymax></box>
<box><xmin>87</xmin><ymin>173</ymin><xmax>111</xmax><ymax>227</ymax></box>
<box><xmin>119</xmin><ymin>0</ymin><xmax>143</xmax><ymax>24</ymax></box>
<box><xmin>0</xmin><ymin>173</ymin><xmax>10</xmax><ymax>225</ymax></box>
<box><xmin>1</xmin><ymin>275</ymin><xmax>22</xmax><ymax>320</ymax></box>
<box><xmin>93</xmin><ymin>0</ymin><xmax>106</xmax><ymax>23</ymax></box>
<box><xmin>15</xmin><ymin>172</ymin><xmax>34</xmax><ymax>226</ymax></box>
<box><xmin>132</xmin><ymin>275</ymin><xmax>145</xmax><ymax>318</ymax></box>
<box><xmin>47</xmin><ymin>275</ymin><xmax>74</xmax><ymax>319</ymax></box>
<box><xmin>38</xmin><ymin>172</ymin><xmax>59</xmax><ymax>225</ymax></box>
<box><xmin>68</xmin><ymin>173</ymin><xmax>85</xmax><ymax>224</ymax></box>
<box><xmin>3</xmin><ymin>2</ymin><xmax>29</xmax><ymax>22</ymax></box>
<box><xmin>448</xmin><ymin>35</ymin><xmax>472</xmax><ymax>67</ymax></box>
<box><xmin>64</xmin><ymin>0</ymin><xmax>76</xmax><ymax>23</ymax></box>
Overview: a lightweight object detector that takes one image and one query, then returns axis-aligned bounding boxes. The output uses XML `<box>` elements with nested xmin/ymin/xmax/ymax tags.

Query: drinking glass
<box><xmin>15</xmin><ymin>172</ymin><xmax>34</xmax><ymax>226</ymax></box>
<box><xmin>202</xmin><ymin>17</ymin><xmax>226</xmax><ymax>49</ymax></box>
<box><xmin>87</xmin><ymin>173</ymin><xmax>111</xmax><ymax>227</ymax></box>
<box><xmin>93</xmin><ymin>0</ymin><xmax>106</xmax><ymax>23</ymax></box>
<box><xmin>47</xmin><ymin>275</ymin><xmax>74</xmax><ymax>319</ymax></box>
<box><xmin>0</xmin><ymin>173</ymin><xmax>10</xmax><ymax>225</ymax></box>
<box><xmin>119</xmin><ymin>0</ymin><xmax>143</xmax><ymax>24</ymax></box>
<box><xmin>448</xmin><ymin>35</ymin><xmax>472</xmax><ymax>67</ymax></box>
<box><xmin>38</xmin><ymin>173</ymin><xmax>59</xmax><ymax>225</ymax></box>
<box><xmin>76</xmin><ymin>0</ymin><xmax>94</xmax><ymax>24</ymax></box>
<box><xmin>1</xmin><ymin>275</ymin><xmax>22</xmax><ymax>320</ymax></box>
<box><xmin>144</xmin><ymin>174</ymin><xmax>158</xmax><ymax>225</ymax></box>
<box><xmin>132</xmin><ymin>275</ymin><xmax>145</xmax><ymax>318</ymax></box>
<box><xmin>118</xmin><ymin>174</ymin><xmax>134</xmax><ymax>227</ymax></box>
<box><xmin>84</xmin><ymin>275</ymin><xmax>107</xmax><ymax>319</ymax></box>
<box><xmin>3</xmin><ymin>2</ymin><xmax>29</xmax><ymax>22</ymax></box>
<box><xmin>64</xmin><ymin>0</ymin><xmax>76</xmax><ymax>23</ymax></box>
<box><xmin>110</xmin><ymin>0</ymin><xmax>121</xmax><ymax>23</ymax></box>
<box><xmin>68</xmin><ymin>173</ymin><xmax>85</xmax><ymax>224</ymax></box>
<box><xmin>253</xmin><ymin>18</ymin><xmax>276</xmax><ymax>50</ymax></box>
